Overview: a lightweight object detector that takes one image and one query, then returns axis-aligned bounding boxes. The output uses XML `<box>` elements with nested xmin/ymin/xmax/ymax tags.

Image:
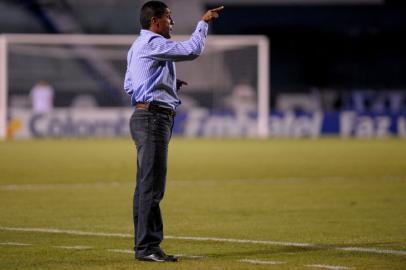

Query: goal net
<box><xmin>0</xmin><ymin>34</ymin><xmax>269</xmax><ymax>139</ymax></box>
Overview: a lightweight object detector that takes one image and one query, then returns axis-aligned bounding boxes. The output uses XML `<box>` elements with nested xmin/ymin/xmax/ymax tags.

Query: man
<box><xmin>124</xmin><ymin>1</ymin><xmax>224</xmax><ymax>262</ymax></box>
<box><xmin>29</xmin><ymin>80</ymin><xmax>54</xmax><ymax>114</ymax></box>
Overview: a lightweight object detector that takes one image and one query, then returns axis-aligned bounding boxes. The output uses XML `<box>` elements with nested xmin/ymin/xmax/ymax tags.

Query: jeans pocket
<box><xmin>149</xmin><ymin>114</ymin><xmax>172</xmax><ymax>142</ymax></box>
<box><xmin>130</xmin><ymin>110</ymin><xmax>150</xmax><ymax>145</ymax></box>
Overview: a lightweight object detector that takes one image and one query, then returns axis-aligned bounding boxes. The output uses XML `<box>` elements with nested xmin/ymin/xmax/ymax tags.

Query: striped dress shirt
<box><xmin>124</xmin><ymin>21</ymin><xmax>209</xmax><ymax>109</ymax></box>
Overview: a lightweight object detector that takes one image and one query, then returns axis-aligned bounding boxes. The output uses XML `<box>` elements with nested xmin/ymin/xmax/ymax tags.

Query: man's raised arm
<box><xmin>148</xmin><ymin>6</ymin><xmax>225</xmax><ymax>61</ymax></box>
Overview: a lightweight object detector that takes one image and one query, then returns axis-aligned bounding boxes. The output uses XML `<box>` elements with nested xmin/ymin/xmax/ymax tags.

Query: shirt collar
<box><xmin>140</xmin><ymin>29</ymin><xmax>162</xmax><ymax>38</ymax></box>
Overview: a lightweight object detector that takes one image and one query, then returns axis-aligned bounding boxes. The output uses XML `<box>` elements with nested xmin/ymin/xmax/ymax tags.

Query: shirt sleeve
<box><xmin>124</xmin><ymin>50</ymin><xmax>134</xmax><ymax>95</ymax></box>
<box><xmin>147</xmin><ymin>21</ymin><xmax>209</xmax><ymax>62</ymax></box>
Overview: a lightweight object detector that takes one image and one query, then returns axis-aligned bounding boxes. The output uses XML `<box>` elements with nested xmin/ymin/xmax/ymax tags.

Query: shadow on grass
<box><xmin>198</xmin><ymin>241</ymin><xmax>405</xmax><ymax>259</ymax></box>
<box><xmin>201</xmin><ymin>246</ymin><xmax>321</xmax><ymax>259</ymax></box>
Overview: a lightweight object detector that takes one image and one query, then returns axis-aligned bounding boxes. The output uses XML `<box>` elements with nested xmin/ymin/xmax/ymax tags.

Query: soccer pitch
<box><xmin>0</xmin><ymin>138</ymin><xmax>405</xmax><ymax>270</ymax></box>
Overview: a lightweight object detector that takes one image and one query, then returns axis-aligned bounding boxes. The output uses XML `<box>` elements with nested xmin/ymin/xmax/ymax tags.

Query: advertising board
<box><xmin>7</xmin><ymin>108</ymin><xmax>406</xmax><ymax>139</ymax></box>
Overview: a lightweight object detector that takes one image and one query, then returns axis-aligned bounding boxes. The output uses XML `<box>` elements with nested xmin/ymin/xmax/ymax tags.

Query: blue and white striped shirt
<box><xmin>124</xmin><ymin>21</ymin><xmax>209</xmax><ymax>109</ymax></box>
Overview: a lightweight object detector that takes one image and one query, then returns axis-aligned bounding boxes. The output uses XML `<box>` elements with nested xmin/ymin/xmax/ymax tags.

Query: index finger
<box><xmin>210</xmin><ymin>6</ymin><xmax>224</xmax><ymax>12</ymax></box>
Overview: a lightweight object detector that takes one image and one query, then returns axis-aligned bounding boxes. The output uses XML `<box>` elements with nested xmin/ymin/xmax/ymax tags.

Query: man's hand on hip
<box><xmin>176</xmin><ymin>79</ymin><xmax>188</xmax><ymax>91</ymax></box>
<box><xmin>202</xmin><ymin>6</ymin><xmax>224</xmax><ymax>23</ymax></box>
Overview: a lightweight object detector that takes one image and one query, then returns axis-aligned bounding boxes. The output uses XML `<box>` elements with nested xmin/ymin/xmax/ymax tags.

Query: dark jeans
<box><xmin>129</xmin><ymin>108</ymin><xmax>174</xmax><ymax>257</ymax></box>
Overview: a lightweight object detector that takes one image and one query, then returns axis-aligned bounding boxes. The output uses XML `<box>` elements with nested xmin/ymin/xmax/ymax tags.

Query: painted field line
<box><xmin>1</xmin><ymin>226</ymin><xmax>405</xmax><ymax>256</ymax></box>
<box><xmin>3</xmin><ymin>176</ymin><xmax>383</xmax><ymax>191</ymax></box>
<box><xmin>165</xmin><ymin>235</ymin><xmax>313</xmax><ymax>247</ymax></box>
<box><xmin>0</xmin><ymin>178</ymin><xmax>302</xmax><ymax>191</ymax></box>
<box><xmin>336</xmin><ymin>247</ymin><xmax>406</xmax><ymax>256</ymax></box>
<box><xmin>0</xmin><ymin>242</ymin><xmax>31</xmax><ymax>246</ymax></box>
<box><xmin>0</xmin><ymin>226</ymin><xmax>131</xmax><ymax>238</ymax></box>
<box><xmin>2</xmin><ymin>176</ymin><xmax>403</xmax><ymax>191</ymax></box>
<box><xmin>108</xmin><ymin>249</ymin><xmax>133</xmax><ymax>254</ymax></box>
<box><xmin>239</xmin><ymin>259</ymin><xmax>286</xmax><ymax>265</ymax></box>
<box><xmin>0</xmin><ymin>226</ymin><xmax>311</xmax><ymax>247</ymax></box>
<box><xmin>53</xmin><ymin>245</ymin><xmax>92</xmax><ymax>250</ymax></box>
<box><xmin>0</xmin><ymin>177</ymin><xmax>309</xmax><ymax>191</ymax></box>
<box><xmin>306</xmin><ymin>264</ymin><xmax>351</xmax><ymax>270</ymax></box>
<box><xmin>175</xmin><ymin>254</ymin><xmax>205</xmax><ymax>259</ymax></box>
<box><xmin>0</xmin><ymin>181</ymin><xmax>126</xmax><ymax>191</ymax></box>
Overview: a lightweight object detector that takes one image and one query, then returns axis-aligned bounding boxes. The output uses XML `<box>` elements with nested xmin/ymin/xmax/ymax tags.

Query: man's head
<box><xmin>140</xmin><ymin>1</ymin><xmax>174</xmax><ymax>39</ymax></box>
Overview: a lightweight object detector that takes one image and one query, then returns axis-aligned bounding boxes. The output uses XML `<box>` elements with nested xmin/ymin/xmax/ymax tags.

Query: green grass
<box><xmin>0</xmin><ymin>138</ymin><xmax>405</xmax><ymax>269</ymax></box>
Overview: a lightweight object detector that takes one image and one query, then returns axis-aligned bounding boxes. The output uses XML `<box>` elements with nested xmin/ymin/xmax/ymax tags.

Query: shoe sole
<box><xmin>136</xmin><ymin>257</ymin><xmax>178</xmax><ymax>262</ymax></box>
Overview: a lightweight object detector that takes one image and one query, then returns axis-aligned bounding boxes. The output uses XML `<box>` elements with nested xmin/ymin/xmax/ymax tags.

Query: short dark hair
<box><xmin>140</xmin><ymin>1</ymin><xmax>168</xmax><ymax>29</ymax></box>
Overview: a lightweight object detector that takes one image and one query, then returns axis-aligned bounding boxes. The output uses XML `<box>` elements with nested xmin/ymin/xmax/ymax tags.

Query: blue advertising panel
<box><xmin>8</xmin><ymin>108</ymin><xmax>406</xmax><ymax>139</ymax></box>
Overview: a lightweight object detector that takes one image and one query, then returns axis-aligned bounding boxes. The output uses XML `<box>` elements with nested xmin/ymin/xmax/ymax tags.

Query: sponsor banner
<box><xmin>178</xmin><ymin>109</ymin><xmax>406</xmax><ymax>138</ymax></box>
<box><xmin>8</xmin><ymin>108</ymin><xmax>131</xmax><ymax>139</ymax></box>
<box><xmin>339</xmin><ymin>111</ymin><xmax>406</xmax><ymax>138</ymax></box>
<box><xmin>7</xmin><ymin>108</ymin><xmax>406</xmax><ymax>139</ymax></box>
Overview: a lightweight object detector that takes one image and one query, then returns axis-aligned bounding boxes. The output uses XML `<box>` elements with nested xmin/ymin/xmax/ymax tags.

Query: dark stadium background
<box><xmin>1</xmin><ymin>0</ymin><xmax>405</xmax><ymax>113</ymax></box>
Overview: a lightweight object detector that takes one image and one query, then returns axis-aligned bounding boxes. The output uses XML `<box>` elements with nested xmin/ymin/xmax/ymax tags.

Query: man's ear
<box><xmin>151</xmin><ymin>17</ymin><xmax>158</xmax><ymax>26</ymax></box>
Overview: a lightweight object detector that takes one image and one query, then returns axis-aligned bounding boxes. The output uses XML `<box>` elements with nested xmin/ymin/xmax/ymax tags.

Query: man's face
<box><xmin>156</xmin><ymin>8</ymin><xmax>174</xmax><ymax>39</ymax></box>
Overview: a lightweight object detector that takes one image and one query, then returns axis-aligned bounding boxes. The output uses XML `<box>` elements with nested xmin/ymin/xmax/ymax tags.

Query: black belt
<box><xmin>135</xmin><ymin>102</ymin><xmax>176</xmax><ymax>117</ymax></box>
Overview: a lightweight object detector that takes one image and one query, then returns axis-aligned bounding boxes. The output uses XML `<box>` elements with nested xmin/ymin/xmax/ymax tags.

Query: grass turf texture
<box><xmin>0</xmin><ymin>138</ymin><xmax>405</xmax><ymax>269</ymax></box>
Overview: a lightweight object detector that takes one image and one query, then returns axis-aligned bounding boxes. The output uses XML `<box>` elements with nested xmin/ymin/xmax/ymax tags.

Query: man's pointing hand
<box><xmin>202</xmin><ymin>6</ymin><xmax>224</xmax><ymax>23</ymax></box>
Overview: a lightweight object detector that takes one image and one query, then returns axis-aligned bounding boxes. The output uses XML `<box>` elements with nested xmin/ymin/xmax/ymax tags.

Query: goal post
<box><xmin>0</xmin><ymin>36</ymin><xmax>7</xmax><ymax>140</ymax></box>
<box><xmin>0</xmin><ymin>34</ymin><xmax>269</xmax><ymax>139</ymax></box>
<box><xmin>258</xmin><ymin>37</ymin><xmax>270</xmax><ymax>138</ymax></box>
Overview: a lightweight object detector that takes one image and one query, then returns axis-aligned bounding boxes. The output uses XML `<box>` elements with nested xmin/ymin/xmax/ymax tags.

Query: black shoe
<box><xmin>136</xmin><ymin>251</ymin><xmax>178</xmax><ymax>262</ymax></box>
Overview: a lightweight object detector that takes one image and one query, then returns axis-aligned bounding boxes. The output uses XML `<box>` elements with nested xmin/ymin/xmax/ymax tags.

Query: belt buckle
<box><xmin>138</xmin><ymin>102</ymin><xmax>175</xmax><ymax>117</ymax></box>
<box><xmin>135</xmin><ymin>102</ymin><xmax>149</xmax><ymax>111</ymax></box>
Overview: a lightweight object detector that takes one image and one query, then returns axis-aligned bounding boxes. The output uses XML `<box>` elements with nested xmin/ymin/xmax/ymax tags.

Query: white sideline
<box><xmin>53</xmin><ymin>245</ymin><xmax>92</xmax><ymax>250</ymax></box>
<box><xmin>336</xmin><ymin>247</ymin><xmax>406</xmax><ymax>256</ymax></box>
<box><xmin>0</xmin><ymin>242</ymin><xmax>31</xmax><ymax>246</ymax></box>
<box><xmin>165</xmin><ymin>235</ymin><xmax>313</xmax><ymax>247</ymax></box>
<box><xmin>0</xmin><ymin>182</ymin><xmax>125</xmax><ymax>191</ymax></box>
<box><xmin>108</xmin><ymin>249</ymin><xmax>133</xmax><ymax>254</ymax></box>
<box><xmin>174</xmin><ymin>254</ymin><xmax>205</xmax><ymax>259</ymax></box>
<box><xmin>0</xmin><ymin>178</ymin><xmax>302</xmax><ymax>191</ymax></box>
<box><xmin>1</xmin><ymin>226</ymin><xmax>405</xmax><ymax>256</ymax></box>
<box><xmin>239</xmin><ymin>259</ymin><xmax>286</xmax><ymax>265</ymax></box>
<box><xmin>306</xmin><ymin>264</ymin><xmax>351</xmax><ymax>270</ymax></box>
<box><xmin>1</xmin><ymin>176</ymin><xmax>403</xmax><ymax>191</ymax></box>
<box><xmin>0</xmin><ymin>226</ymin><xmax>131</xmax><ymax>238</ymax></box>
